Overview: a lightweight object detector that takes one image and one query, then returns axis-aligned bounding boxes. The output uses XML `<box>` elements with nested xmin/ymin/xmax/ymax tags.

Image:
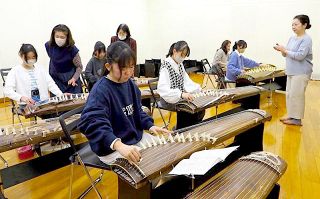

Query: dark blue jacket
<box><xmin>78</xmin><ymin>77</ymin><xmax>154</xmax><ymax>156</ymax></box>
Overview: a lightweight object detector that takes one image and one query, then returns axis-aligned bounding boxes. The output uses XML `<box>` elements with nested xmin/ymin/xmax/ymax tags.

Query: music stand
<box><xmin>260</xmin><ymin>72</ymin><xmax>281</xmax><ymax>108</ymax></box>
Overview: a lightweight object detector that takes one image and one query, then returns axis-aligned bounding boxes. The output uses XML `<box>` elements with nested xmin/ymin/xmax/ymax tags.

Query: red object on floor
<box><xmin>17</xmin><ymin>145</ymin><xmax>34</xmax><ymax>160</ymax></box>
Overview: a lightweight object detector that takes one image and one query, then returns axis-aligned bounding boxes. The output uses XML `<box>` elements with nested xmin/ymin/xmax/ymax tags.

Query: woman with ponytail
<box><xmin>226</xmin><ymin>40</ymin><xmax>260</xmax><ymax>81</ymax></box>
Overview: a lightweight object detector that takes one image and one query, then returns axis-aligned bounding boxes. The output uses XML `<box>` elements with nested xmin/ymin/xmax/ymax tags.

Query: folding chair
<box><xmin>210</xmin><ymin>63</ymin><xmax>235</xmax><ymax>89</ymax></box>
<box><xmin>59</xmin><ymin>106</ymin><xmax>110</xmax><ymax>199</ymax></box>
<box><xmin>0</xmin><ymin>68</ymin><xmax>10</xmax><ymax>104</ymax></box>
<box><xmin>80</xmin><ymin>72</ymin><xmax>89</xmax><ymax>93</ymax></box>
<box><xmin>147</xmin><ymin>78</ymin><xmax>174</xmax><ymax>129</ymax></box>
<box><xmin>200</xmin><ymin>59</ymin><xmax>216</xmax><ymax>89</ymax></box>
<box><xmin>0</xmin><ymin>68</ymin><xmax>23</xmax><ymax>124</ymax></box>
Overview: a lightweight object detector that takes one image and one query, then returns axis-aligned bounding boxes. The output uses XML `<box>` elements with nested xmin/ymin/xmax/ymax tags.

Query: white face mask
<box><xmin>175</xmin><ymin>55</ymin><xmax>185</xmax><ymax>64</ymax></box>
<box><xmin>118</xmin><ymin>34</ymin><xmax>127</xmax><ymax>41</ymax></box>
<box><xmin>55</xmin><ymin>38</ymin><xmax>66</xmax><ymax>47</ymax></box>
<box><xmin>23</xmin><ymin>59</ymin><xmax>36</xmax><ymax>67</ymax></box>
<box><xmin>27</xmin><ymin>59</ymin><xmax>37</xmax><ymax>66</ymax></box>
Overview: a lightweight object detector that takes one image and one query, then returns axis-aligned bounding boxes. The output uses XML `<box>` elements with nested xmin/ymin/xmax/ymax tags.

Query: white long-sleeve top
<box><xmin>4</xmin><ymin>64</ymin><xmax>63</xmax><ymax>104</ymax></box>
<box><xmin>158</xmin><ymin>57</ymin><xmax>201</xmax><ymax>104</ymax></box>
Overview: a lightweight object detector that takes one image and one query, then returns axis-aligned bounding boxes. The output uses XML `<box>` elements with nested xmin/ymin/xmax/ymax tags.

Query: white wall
<box><xmin>0</xmin><ymin>0</ymin><xmax>319</xmax><ymax>97</ymax></box>
<box><xmin>0</xmin><ymin>0</ymin><xmax>149</xmax><ymax>97</ymax></box>
<box><xmin>146</xmin><ymin>0</ymin><xmax>319</xmax><ymax>76</ymax></box>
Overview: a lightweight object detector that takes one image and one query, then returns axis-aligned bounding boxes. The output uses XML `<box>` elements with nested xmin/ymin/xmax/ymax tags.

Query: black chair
<box><xmin>200</xmin><ymin>59</ymin><xmax>216</xmax><ymax>89</ymax></box>
<box><xmin>210</xmin><ymin>63</ymin><xmax>235</xmax><ymax>89</ymax></box>
<box><xmin>196</xmin><ymin>61</ymin><xmax>204</xmax><ymax>72</ymax></box>
<box><xmin>138</xmin><ymin>63</ymin><xmax>146</xmax><ymax>77</ymax></box>
<box><xmin>189</xmin><ymin>60</ymin><xmax>197</xmax><ymax>68</ymax></box>
<box><xmin>0</xmin><ymin>68</ymin><xmax>21</xmax><ymax>173</ymax></box>
<box><xmin>152</xmin><ymin>59</ymin><xmax>161</xmax><ymax>77</ymax></box>
<box><xmin>59</xmin><ymin>106</ymin><xmax>110</xmax><ymax>199</ymax></box>
<box><xmin>182</xmin><ymin>59</ymin><xmax>190</xmax><ymax>68</ymax></box>
<box><xmin>134</xmin><ymin>64</ymin><xmax>140</xmax><ymax>77</ymax></box>
<box><xmin>0</xmin><ymin>68</ymin><xmax>22</xmax><ymax>124</ymax></box>
<box><xmin>0</xmin><ymin>68</ymin><xmax>11</xmax><ymax>103</ymax></box>
<box><xmin>80</xmin><ymin>72</ymin><xmax>89</xmax><ymax>93</ymax></box>
<box><xmin>144</xmin><ymin>60</ymin><xmax>156</xmax><ymax>78</ymax></box>
<box><xmin>148</xmin><ymin>78</ymin><xmax>174</xmax><ymax>129</ymax></box>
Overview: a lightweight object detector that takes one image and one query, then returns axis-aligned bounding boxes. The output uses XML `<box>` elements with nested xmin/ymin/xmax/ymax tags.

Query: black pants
<box><xmin>176</xmin><ymin>110</ymin><xmax>205</xmax><ymax>129</ymax></box>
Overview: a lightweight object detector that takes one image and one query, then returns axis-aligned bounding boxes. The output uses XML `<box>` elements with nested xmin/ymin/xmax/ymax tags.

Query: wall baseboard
<box><xmin>311</xmin><ymin>73</ymin><xmax>320</xmax><ymax>80</ymax></box>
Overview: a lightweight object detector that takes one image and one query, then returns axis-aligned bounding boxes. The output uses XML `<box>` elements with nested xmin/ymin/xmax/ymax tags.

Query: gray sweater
<box><xmin>286</xmin><ymin>34</ymin><xmax>313</xmax><ymax>76</ymax></box>
<box><xmin>213</xmin><ymin>49</ymin><xmax>229</xmax><ymax>70</ymax></box>
<box><xmin>85</xmin><ymin>57</ymin><xmax>106</xmax><ymax>84</ymax></box>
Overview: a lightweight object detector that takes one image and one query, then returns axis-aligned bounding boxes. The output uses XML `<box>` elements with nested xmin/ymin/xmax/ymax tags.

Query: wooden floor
<box><xmin>1</xmin><ymin>74</ymin><xmax>320</xmax><ymax>199</ymax></box>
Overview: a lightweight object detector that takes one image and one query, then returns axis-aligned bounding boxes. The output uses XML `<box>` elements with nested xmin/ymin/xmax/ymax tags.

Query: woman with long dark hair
<box><xmin>213</xmin><ymin>40</ymin><xmax>231</xmax><ymax>71</ymax></box>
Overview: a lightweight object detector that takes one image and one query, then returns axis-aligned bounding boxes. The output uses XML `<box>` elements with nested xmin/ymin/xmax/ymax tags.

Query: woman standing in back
<box><xmin>45</xmin><ymin>24</ymin><xmax>83</xmax><ymax>93</ymax></box>
<box><xmin>110</xmin><ymin>24</ymin><xmax>137</xmax><ymax>58</ymax></box>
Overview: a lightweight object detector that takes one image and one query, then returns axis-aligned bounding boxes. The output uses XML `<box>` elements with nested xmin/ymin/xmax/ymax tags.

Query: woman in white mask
<box><xmin>158</xmin><ymin>41</ymin><xmax>205</xmax><ymax>129</ymax></box>
<box><xmin>45</xmin><ymin>24</ymin><xmax>83</xmax><ymax>94</ymax></box>
<box><xmin>110</xmin><ymin>24</ymin><xmax>137</xmax><ymax>59</ymax></box>
<box><xmin>4</xmin><ymin>44</ymin><xmax>63</xmax><ymax>110</ymax></box>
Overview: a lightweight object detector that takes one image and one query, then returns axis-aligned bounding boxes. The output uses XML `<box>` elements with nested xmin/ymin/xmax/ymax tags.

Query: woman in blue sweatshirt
<box><xmin>226</xmin><ymin>40</ymin><xmax>260</xmax><ymax>81</ymax></box>
<box><xmin>78</xmin><ymin>41</ymin><xmax>170</xmax><ymax>164</ymax></box>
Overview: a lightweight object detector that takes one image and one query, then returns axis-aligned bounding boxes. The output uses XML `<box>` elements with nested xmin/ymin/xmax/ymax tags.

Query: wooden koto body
<box><xmin>237</xmin><ymin>64</ymin><xmax>285</xmax><ymax>84</ymax></box>
<box><xmin>175</xmin><ymin>86</ymin><xmax>265</xmax><ymax>114</ymax></box>
<box><xmin>140</xmin><ymin>89</ymin><xmax>159</xmax><ymax>100</ymax></box>
<box><xmin>103</xmin><ymin>109</ymin><xmax>271</xmax><ymax>189</ymax></box>
<box><xmin>23</xmin><ymin>91</ymin><xmax>154</xmax><ymax>117</ymax></box>
<box><xmin>134</xmin><ymin>77</ymin><xmax>157</xmax><ymax>87</ymax></box>
<box><xmin>184</xmin><ymin>151</ymin><xmax>287</xmax><ymax>199</ymax></box>
<box><xmin>0</xmin><ymin>115</ymin><xmax>80</xmax><ymax>153</ymax></box>
<box><xmin>23</xmin><ymin>93</ymin><xmax>88</xmax><ymax>118</ymax></box>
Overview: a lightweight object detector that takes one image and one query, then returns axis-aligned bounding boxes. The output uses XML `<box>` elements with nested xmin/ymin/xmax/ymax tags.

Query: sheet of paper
<box><xmin>190</xmin><ymin>146</ymin><xmax>239</xmax><ymax>160</ymax></box>
<box><xmin>169</xmin><ymin>146</ymin><xmax>239</xmax><ymax>175</ymax></box>
<box><xmin>169</xmin><ymin>158</ymin><xmax>221</xmax><ymax>175</ymax></box>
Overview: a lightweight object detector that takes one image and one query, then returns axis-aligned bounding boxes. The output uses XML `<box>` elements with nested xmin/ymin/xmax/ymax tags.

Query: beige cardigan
<box><xmin>213</xmin><ymin>49</ymin><xmax>230</xmax><ymax>71</ymax></box>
